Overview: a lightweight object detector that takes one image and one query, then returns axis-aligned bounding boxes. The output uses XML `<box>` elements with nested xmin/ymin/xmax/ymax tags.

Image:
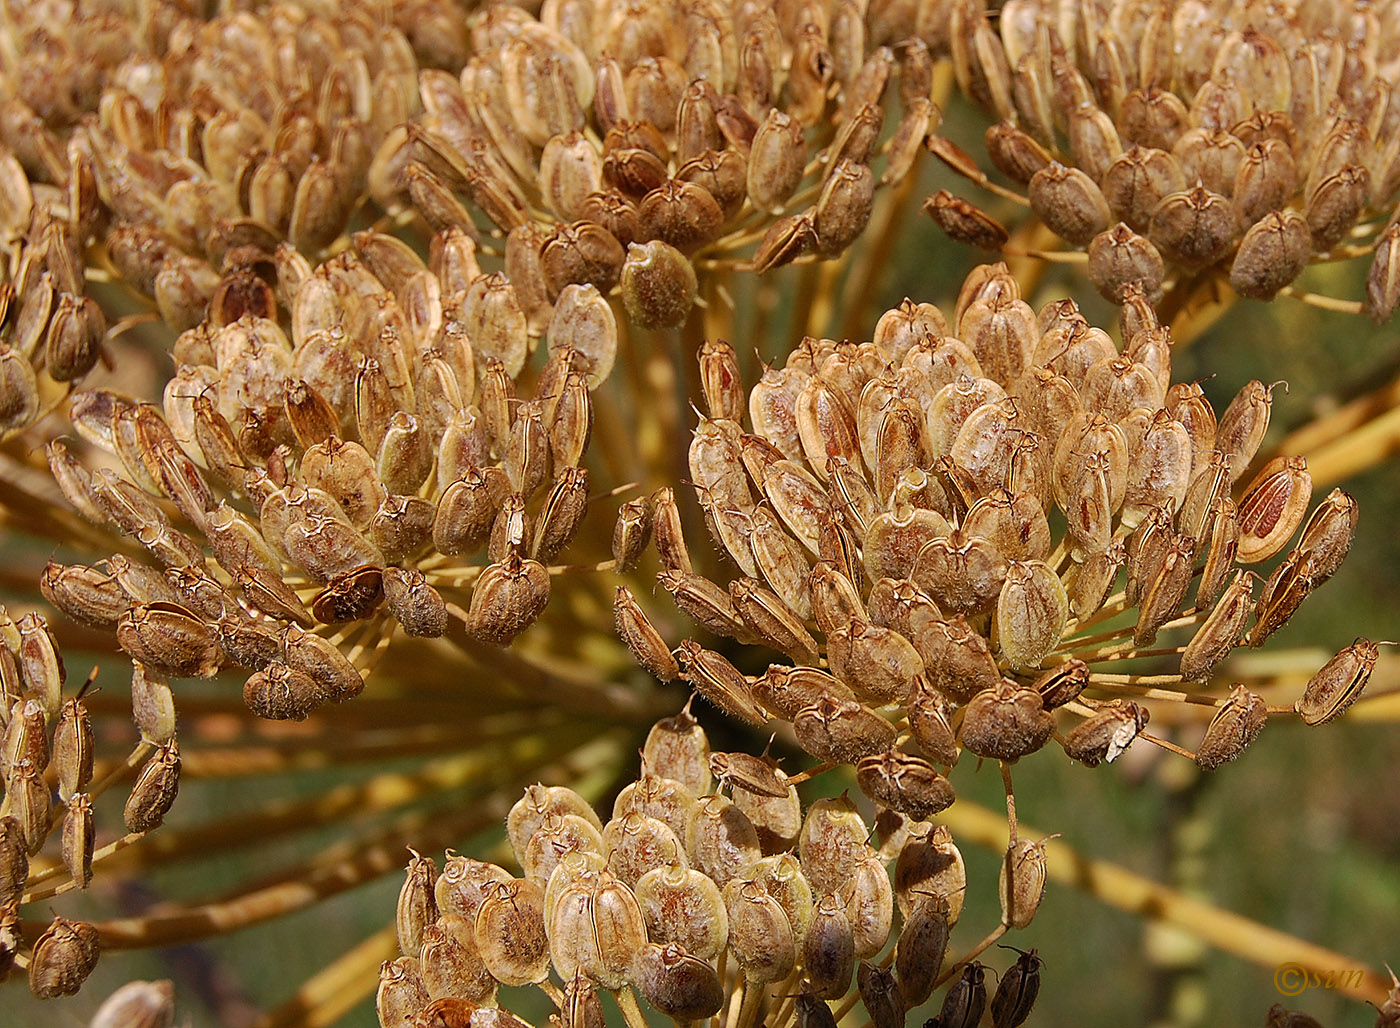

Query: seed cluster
<box><xmin>922</xmin><ymin>0</ymin><xmax>1400</xmax><ymax>317</ymax></box>
<box><xmin>620</xmin><ymin>262</ymin><xmax>1368</xmax><ymax>791</ymax></box>
<box><xmin>378</xmin><ymin>709</ymin><xmax>1047</xmax><ymax>1028</ymax></box>
<box><xmin>411</xmin><ymin>0</ymin><xmax>942</xmax><ymax>325</ymax></box>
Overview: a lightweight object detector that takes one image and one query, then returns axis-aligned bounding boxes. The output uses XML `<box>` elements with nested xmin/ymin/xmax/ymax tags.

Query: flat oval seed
<box><xmin>1295</xmin><ymin>638</ymin><xmax>1380</xmax><ymax>726</ymax></box>
<box><xmin>1236</xmin><ymin>455</ymin><xmax>1312</xmax><ymax>563</ymax></box>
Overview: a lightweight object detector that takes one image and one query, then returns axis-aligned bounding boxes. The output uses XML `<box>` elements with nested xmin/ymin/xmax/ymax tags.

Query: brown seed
<box><xmin>280</xmin><ymin>625</ymin><xmax>363</xmax><ymax>701</ymax></box>
<box><xmin>923</xmin><ymin>189</ymin><xmax>1009</xmax><ymax>250</ymax></box>
<box><xmin>1028</xmin><ymin>162</ymin><xmax>1111</xmax><ymax>245</ymax></box>
<box><xmin>1181</xmin><ymin>570</ymin><xmax>1254</xmax><ymax>681</ymax></box>
<box><xmin>856</xmin><ymin>960</ymin><xmax>905</xmax><ymax>1028</ymax></box>
<box><xmin>990</xmin><ymin>946</ymin><xmax>1042</xmax><ymax>1027</ymax></box>
<box><xmin>856</xmin><ymin>750</ymin><xmax>955</xmax><ymax>820</ymax></box>
<box><xmin>52</xmin><ymin>697</ymin><xmax>93</xmax><ymax>799</ymax></box>
<box><xmin>994</xmin><ymin>560</ymin><xmax>1068</xmax><ymax>670</ymax></box>
<box><xmin>685</xmin><ymin>794</ymin><xmax>761</xmax><ymax>889</ymax></box>
<box><xmin>827</xmin><ymin>618</ymin><xmax>924</xmax><ymax>705</ymax></box>
<box><xmin>1297</xmin><ymin>488</ymin><xmax>1358</xmax><ymax>584</ymax></box>
<box><xmin>724</xmin><ymin>878</ymin><xmax>797</xmax><ymax>983</ymax></box>
<box><xmin>29</xmin><ymin>916</ymin><xmax>100</xmax><ymax>999</ymax></box>
<box><xmin>632</xmin><ymin>942</ymin><xmax>725</xmax><ymax>1019</ymax></box>
<box><xmin>615</xmin><ymin>587</ymin><xmax>679</xmax><ymax>682</ymax></box>
<box><xmin>1062</xmin><ymin>701</ymin><xmax>1150</xmax><ymax>767</ymax></box>
<box><xmin>508</xmin><ymin>785</ymin><xmax>604</xmax><ymax>860</ymax></box>
<box><xmin>794</xmin><ymin>698</ymin><xmax>897</xmax><ymax>764</ymax></box>
<box><xmin>1087</xmin><ymin>224</ymin><xmax>1165</xmax><ymax>303</ymax></box>
<box><xmin>895</xmin><ymin>894</ymin><xmax>951</xmax><ymax>1006</ymax></box>
<box><xmin>376</xmin><ymin>955</ymin><xmax>427</xmax><ymax>1028</ymax></box>
<box><xmin>1195</xmin><ymin>685</ymin><xmax>1268</xmax><ymax>770</ymax></box>
<box><xmin>1</xmin><ymin>816</ymin><xmax>28</xmax><ymax>908</ymax></box>
<box><xmin>398</xmin><ymin>849</ymin><xmax>439</xmax><ymax>956</ymax></box>
<box><xmin>1149</xmin><ymin>185</ymin><xmax>1237</xmax><ymax>269</ymax></box>
<box><xmin>675</xmin><ymin>640</ymin><xmax>767</xmax><ymax>726</ymax></box>
<box><xmin>475</xmin><ymin>878</ymin><xmax>550</xmax><ymax>986</ymax></box>
<box><xmin>116</xmin><ymin>603</ymin><xmax>223</xmax><ymax>679</ymax></box>
<box><xmin>1248</xmin><ymin>549</ymin><xmax>1316</xmax><ymax>648</ymax></box>
<box><xmin>87</xmin><ymin>978</ymin><xmax>176</xmax><ymax>1028</ymax></box>
<box><xmin>729</xmin><ymin>575</ymin><xmax>816</xmax><ymax>665</ymax></box>
<box><xmin>937</xmin><ymin>962</ymin><xmax>988</xmax><ymax>1028</ymax></box>
<box><xmin>1134</xmin><ymin>531</ymin><xmax>1197</xmax><ymax>647</ymax></box>
<box><xmin>243</xmin><ymin>662</ymin><xmax>329</xmax><ymax>722</ymax></box>
<box><xmin>1296</xmin><ymin>638</ymin><xmax>1381</xmax><ymax>726</ymax></box>
<box><xmin>1236</xmin><ymin>455</ymin><xmax>1312</xmax><ymax>563</ymax></box>
<box><xmin>124</xmin><ymin>740</ymin><xmax>181</xmax><ymax>833</ymax></box>
<box><xmin>633</xmin><ymin>862</ymin><xmax>728</xmax><ymax>960</ymax></box>
<box><xmin>961</xmin><ymin>680</ymin><xmax>1054</xmax><ymax>761</ymax></box>
<box><xmin>999</xmin><ymin>838</ymin><xmax>1050</xmax><ymax>930</ymax></box>
<box><xmin>1365</xmin><ymin>221</ymin><xmax>1400</xmax><ymax>323</ymax></box>
<box><xmin>1230</xmin><ymin>209</ymin><xmax>1312</xmax><ymax>300</ymax></box>
<box><xmin>467</xmin><ymin>553</ymin><xmax>550</xmax><ymax>645</ymax></box>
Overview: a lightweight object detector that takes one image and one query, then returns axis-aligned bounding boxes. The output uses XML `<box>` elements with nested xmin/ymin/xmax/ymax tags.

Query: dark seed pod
<box><xmin>615</xmin><ymin>587</ymin><xmax>679</xmax><ymax>682</ymax></box>
<box><xmin>632</xmin><ymin>942</ymin><xmax>725</xmax><ymax>1019</ymax></box>
<box><xmin>795</xmin><ymin>993</ymin><xmax>840</xmax><ymax>1028</ymax></box>
<box><xmin>116</xmin><ymin>603</ymin><xmax>223</xmax><ymax>678</ymax></box>
<box><xmin>923</xmin><ymin>189</ymin><xmax>1009</xmax><ymax>250</ymax></box>
<box><xmin>244</xmin><ymin>662</ymin><xmax>328</xmax><ymax>721</ymax></box>
<box><xmin>1295</xmin><ymin>638</ymin><xmax>1381</xmax><ymax>726</ymax></box>
<box><xmin>937</xmin><ymin>961</ymin><xmax>988</xmax><ymax>1028</ymax></box>
<box><xmin>28</xmin><ymin>917</ymin><xmax>100</xmax><ymax>998</ymax></box>
<box><xmin>124</xmin><ymin>740</ymin><xmax>181</xmax><ymax>833</ymax></box>
<box><xmin>1149</xmin><ymin>185</ymin><xmax>1237</xmax><ymax>269</ymax></box>
<box><xmin>1061</xmin><ymin>701</ymin><xmax>1149</xmax><ymax>767</ymax></box>
<box><xmin>1365</xmin><ymin>221</ymin><xmax>1400</xmax><ymax>323</ymax></box>
<box><xmin>989</xmin><ymin>947</ymin><xmax>1042</xmax><ymax>1028</ymax></box>
<box><xmin>675</xmin><ymin>640</ymin><xmax>767</xmax><ymax>726</ymax></box>
<box><xmin>1</xmin><ymin>817</ymin><xmax>28</xmax><ymax>908</ymax></box>
<box><xmin>1028</xmin><ymin>162</ymin><xmax>1111</xmax><ymax>245</ymax></box>
<box><xmin>856</xmin><ymin>750</ymin><xmax>955</xmax><ymax>820</ymax></box>
<box><xmin>1230</xmin><ymin>210</ymin><xmax>1311</xmax><ymax>300</ymax></box>
<box><xmin>794</xmin><ymin>698</ymin><xmax>897</xmax><ymax>763</ymax></box>
<box><xmin>1087</xmin><ymin>223</ymin><xmax>1165</xmax><ymax>303</ymax></box>
<box><xmin>1248</xmin><ymin>550</ymin><xmax>1316</xmax><ymax>648</ymax></box>
<box><xmin>467</xmin><ymin>553</ymin><xmax>550</xmax><ymax>645</ymax></box>
<box><xmin>1180</xmin><ymin>570</ymin><xmax>1254</xmax><ymax>681</ymax></box>
<box><xmin>960</xmin><ymin>681</ymin><xmax>1053</xmax><ymax>761</ymax></box>
<box><xmin>896</xmin><ymin>894</ymin><xmax>950</xmax><ymax>1005</ymax></box>
<box><xmin>803</xmin><ymin>893</ymin><xmax>856</xmax><ymax>998</ymax></box>
<box><xmin>612</xmin><ymin>498</ymin><xmax>653</xmax><ymax>572</ymax></box>
<box><xmin>1032</xmin><ymin>659</ymin><xmax>1089</xmax><ymax>709</ymax></box>
<box><xmin>857</xmin><ymin>960</ymin><xmax>906</xmax><ymax>1028</ymax></box>
<box><xmin>1195</xmin><ymin>685</ymin><xmax>1268</xmax><ymax>770</ymax></box>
